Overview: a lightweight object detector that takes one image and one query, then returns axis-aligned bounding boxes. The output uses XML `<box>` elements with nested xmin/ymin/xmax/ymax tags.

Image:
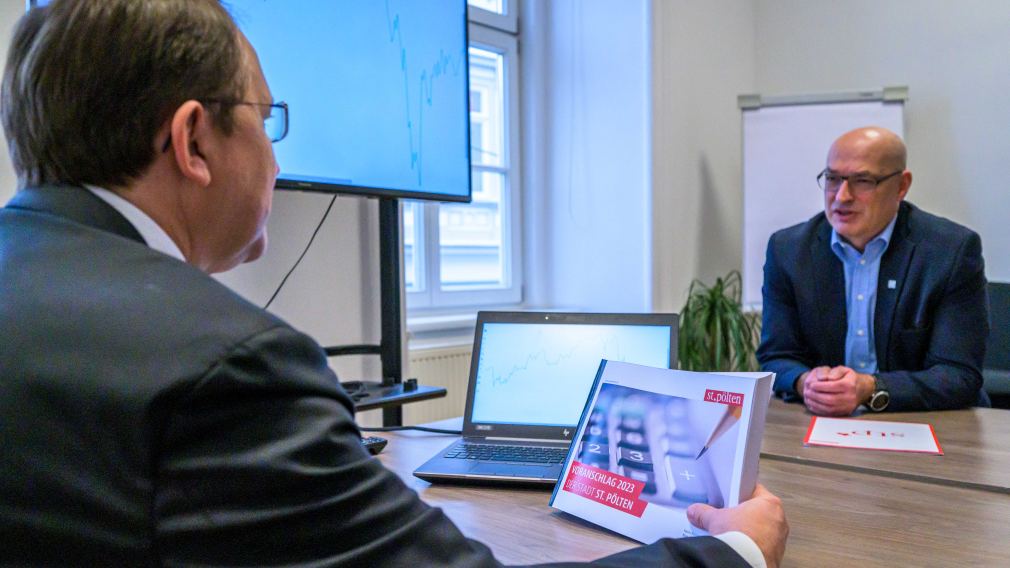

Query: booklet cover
<box><xmin>549</xmin><ymin>360</ymin><xmax>774</xmax><ymax>544</ymax></box>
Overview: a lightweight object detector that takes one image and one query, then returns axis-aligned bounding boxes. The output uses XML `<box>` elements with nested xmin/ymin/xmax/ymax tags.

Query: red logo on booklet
<box><xmin>704</xmin><ymin>389</ymin><xmax>744</xmax><ymax>406</ymax></box>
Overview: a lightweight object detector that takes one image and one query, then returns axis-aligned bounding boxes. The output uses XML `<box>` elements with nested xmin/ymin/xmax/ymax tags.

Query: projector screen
<box><xmin>29</xmin><ymin>0</ymin><xmax>472</xmax><ymax>202</ymax></box>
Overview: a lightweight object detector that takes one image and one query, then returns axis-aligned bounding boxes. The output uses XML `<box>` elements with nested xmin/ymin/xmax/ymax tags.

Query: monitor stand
<box><xmin>325</xmin><ymin>197</ymin><xmax>446</xmax><ymax>424</ymax></box>
<box><xmin>340</xmin><ymin>380</ymin><xmax>447</xmax><ymax>412</ymax></box>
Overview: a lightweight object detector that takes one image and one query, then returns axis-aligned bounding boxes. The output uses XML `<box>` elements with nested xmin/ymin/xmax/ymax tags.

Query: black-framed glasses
<box><xmin>203</xmin><ymin>99</ymin><xmax>289</xmax><ymax>143</ymax></box>
<box><xmin>816</xmin><ymin>168</ymin><xmax>902</xmax><ymax>195</ymax></box>
<box><xmin>161</xmin><ymin>100</ymin><xmax>289</xmax><ymax>152</ymax></box>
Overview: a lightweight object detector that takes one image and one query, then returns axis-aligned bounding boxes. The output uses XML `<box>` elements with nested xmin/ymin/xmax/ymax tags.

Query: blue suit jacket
<box><xmin>757</xmin><ymin>201</ymin><xmax>990</xmax><ymax>411</ymax></box>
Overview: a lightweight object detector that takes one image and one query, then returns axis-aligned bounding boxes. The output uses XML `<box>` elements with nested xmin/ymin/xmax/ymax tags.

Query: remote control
<box><xmin>360</xmin><ymin>435</ymin><xmax>388</xmax><ymax>455</ymax></box>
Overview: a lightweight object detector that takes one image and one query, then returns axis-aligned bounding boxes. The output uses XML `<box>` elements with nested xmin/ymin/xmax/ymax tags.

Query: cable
<box><xmin>360</xmin><ymin>425</ymin><xmax>462</xmax><ymax>435</ymax></box>
<box><xmin>264</xmin><ymin>194</ymin><xmax>338</xmax><ymax>310</ymax></box>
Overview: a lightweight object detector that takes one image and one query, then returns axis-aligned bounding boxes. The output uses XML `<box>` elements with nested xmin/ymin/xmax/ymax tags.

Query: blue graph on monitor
<box><xmin>385</xmin><ymin>1</ymin><xmax>464</xmax><ymax>186</ymax></box>
<box><xmin>230</xmin><ymin>0</ymin><xmax>469</xmax><ymax>196</ymax></box>
<box><xmin>470</xmin><ymin>323</ymin><xmax>672</xmax><ymax>426</ymax></box>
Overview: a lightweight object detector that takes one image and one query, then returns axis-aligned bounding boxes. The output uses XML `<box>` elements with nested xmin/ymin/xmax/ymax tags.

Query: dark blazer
<box><xmin>0</xmin><ymin>185</ymin><xmax>747</xmax><ymax>567</ymax></box>
<box><xmin>757</xmin><ymin>201</ymin><xmax>989</xmax><ymax>411</ymax></box>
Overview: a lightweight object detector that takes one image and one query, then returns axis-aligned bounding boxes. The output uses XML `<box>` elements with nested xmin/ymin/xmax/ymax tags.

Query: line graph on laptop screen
<box><xmin>470</xmin><ymin>323</ymin><xmax>672</xmax><ymax>426</ymax></box>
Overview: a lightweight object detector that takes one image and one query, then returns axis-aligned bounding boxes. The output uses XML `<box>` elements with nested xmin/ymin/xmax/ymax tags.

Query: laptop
<box><xmin>413</xmin><ymin>311</ymin><xmax>678</xmax><ymax>486</ymax></box>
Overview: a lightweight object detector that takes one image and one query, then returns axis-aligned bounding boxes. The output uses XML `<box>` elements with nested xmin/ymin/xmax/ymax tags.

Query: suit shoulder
<box><xmin>106</xmin><ymin>251</ymin><xmax>336</xmax><ymax>388</ymax></box>
<box><xmin>119</xmin><ymin>247</ymin><xmax>286</xmax><ymax>335</ymax></box>
<box><xmin>3</xmin><ymin>210</ymin><xmax>303</xmax><ymax>370</ymax></box>
<box><xmin>768</xmin><ymin>211</ymin><xmax>826</xmax><ymax>249</ymax></box>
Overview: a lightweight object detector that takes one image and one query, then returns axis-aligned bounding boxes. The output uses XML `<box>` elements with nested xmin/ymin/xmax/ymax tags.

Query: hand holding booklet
<box><xmin>549</xmin><ymin>360</ymin><xmax>774</xmax><ymax>544</ymax></box>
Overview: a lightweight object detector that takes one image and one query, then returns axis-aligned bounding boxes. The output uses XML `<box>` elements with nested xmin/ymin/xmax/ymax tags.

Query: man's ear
<box><xmin>898</xmin><ymin>170</ymin><xmax>912</xmax><ymax>200</ymax></box>
<box><xmin>168</xmin><ymin>101</ymin><xmax>213</xmax><ymax>187</ymax></box>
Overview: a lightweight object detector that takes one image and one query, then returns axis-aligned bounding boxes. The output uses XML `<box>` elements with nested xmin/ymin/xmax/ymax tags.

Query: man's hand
<box><xmin>801</xmin><ymin>365</ymin><xmax>875</xmax><ymax>416</ymax></box>
<box><xmin>793</xmin><ymin>366</ymin><xmax>830</xmax><ymax>398</ymax></box>
<box><xmin>687</xmin><ymin>483</ymin><xmax>788</xmax><ymax>568</ymax></box>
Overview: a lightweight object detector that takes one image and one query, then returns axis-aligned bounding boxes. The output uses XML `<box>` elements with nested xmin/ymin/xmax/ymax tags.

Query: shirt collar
<box><xmin>84</xmin><ymin>185</ymin><xmax>186</xmax><ymax>262</ymax></box>
<box><xmin>831</xmin><ymin>213</ymin><xmax>898</xmax><ymax>258</ymax></box>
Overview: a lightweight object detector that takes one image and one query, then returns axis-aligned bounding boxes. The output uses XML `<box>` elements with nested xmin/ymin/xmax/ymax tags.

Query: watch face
<box><xmin>870</xmin><ymin>391</ymin><xmax>890</xmax><ymax>412</ymax></box>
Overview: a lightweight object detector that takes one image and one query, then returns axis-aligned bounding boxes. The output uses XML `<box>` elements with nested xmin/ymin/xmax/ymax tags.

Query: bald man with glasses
<box><xmin>757</xmin><ymin>127</ymin><xmax>990</xmax><ymax>415</ymax></box>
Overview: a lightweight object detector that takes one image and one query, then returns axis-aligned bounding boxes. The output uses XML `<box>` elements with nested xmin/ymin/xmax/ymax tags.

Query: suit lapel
<box><xmin>811</xmin><ymin>222</ymin><xmax>847</xmax><ymax>364</ymax></box>
<box><xmin>5</xmin><ymin>184</ymin><xmax>145</xmax><ymax>244</ymax></box>
<box><xmin>875</xmin><ymin>203</ymin><xmax>916</xmax><ymax>370</ymax></box>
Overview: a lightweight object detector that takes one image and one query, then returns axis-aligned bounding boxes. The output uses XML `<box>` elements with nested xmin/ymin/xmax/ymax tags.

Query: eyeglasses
<box><xmin>817</xmin><ymin>169</ymin><xmax>902</xmax><ymax>195</ymax></box>
<box><xmin>160</xmin><ymin>100</ymin><xmax>289</xmax><ymax>152</ymax></box>
<box><xmin>204</xmin><ymin>99</ymin><xmax>289</xmax><ymax>143</ymax></box>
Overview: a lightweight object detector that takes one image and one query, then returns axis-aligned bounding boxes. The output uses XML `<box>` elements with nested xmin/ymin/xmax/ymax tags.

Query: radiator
<box><xmin>403</xmin><ymin>345</ymin><xmax>473</xmax><ymax>424</ymax></box>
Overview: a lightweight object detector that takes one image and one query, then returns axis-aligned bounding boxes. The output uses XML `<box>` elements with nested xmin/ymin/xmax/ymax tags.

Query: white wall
<box><xmin>754</xmin><ymin>0</ymin><xmax>1010</xmax><ymax>282</ymax></box>
<box><xmin>650</xmin><ymin>0</ymin><xmax>757</xmax><ymax>312</ymax></box>
<box><xmin>522</xmin><ymin>0</ymin><xmax>654</xmax><ymax>312</ymax></box>
<box><xmin>0</xmin><ymin>1</ymin><xmax>23</xmax><ymax>204</ymax></box>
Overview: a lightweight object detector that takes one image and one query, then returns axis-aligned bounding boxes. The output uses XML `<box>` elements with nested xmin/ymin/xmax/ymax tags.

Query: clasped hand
<box><xmin>798</xmin><ymin>366</ymin><xmax>875</xmax><ymax>416</ymax></box>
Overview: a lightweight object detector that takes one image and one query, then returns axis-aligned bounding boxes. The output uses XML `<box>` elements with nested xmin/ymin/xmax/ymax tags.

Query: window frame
<box><xmin>467</xmin><ymin>0</ymin><xmax>518</xmax><ymax>34</ymax></box>
<box><xmin>406</xmin><ymin>7</ymin><xmax>522</xmax><ymax>312</ymax></box>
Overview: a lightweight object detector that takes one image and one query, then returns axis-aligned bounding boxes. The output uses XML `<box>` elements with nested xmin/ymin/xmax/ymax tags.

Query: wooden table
<box><xmin>378</xmin><ymin>421</ymin><xmax>1010</xmax><ymax>567</ymax></box>
<box><xmin>761</xmin><ymin>398</ymin><xmax>1010</xmax><ymax>493</ymax></box>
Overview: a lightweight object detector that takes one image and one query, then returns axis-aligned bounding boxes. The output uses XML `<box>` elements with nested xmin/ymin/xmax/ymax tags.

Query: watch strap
<box><xmin>868</xmin><ymin>373</ymin><xmax>890</xmax><ymax>412</ymax></box>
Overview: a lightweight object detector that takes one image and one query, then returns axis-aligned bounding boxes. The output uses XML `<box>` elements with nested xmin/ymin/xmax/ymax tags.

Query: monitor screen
<box><xmin>229</xmin><ymin>0</ymin><xmax>471</xmax><ymax>201</ymax></box>
<box><xmin>29</xmin><ymin>0</ymin><xmax>472</xmax><ymax>202</ymax></box>
<box><xmin>470</xmin><ymin>321</ymin><xmax>674</xmax><ymax>427</ymax></box>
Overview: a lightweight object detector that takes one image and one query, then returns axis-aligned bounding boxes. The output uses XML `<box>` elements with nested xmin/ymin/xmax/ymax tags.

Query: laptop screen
<box><xmin>468</xmin><ymin>316</ymin><xmax>674</xmax><ymax>428</ymax></box>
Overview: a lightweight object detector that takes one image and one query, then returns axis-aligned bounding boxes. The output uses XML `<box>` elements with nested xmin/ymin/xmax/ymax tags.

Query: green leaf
<box><xmin>677</xmin><ymin>270</ymin><xmax>760</xmax><ymax>372</ymax></box>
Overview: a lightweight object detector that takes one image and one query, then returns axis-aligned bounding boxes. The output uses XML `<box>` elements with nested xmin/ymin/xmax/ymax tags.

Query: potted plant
<box><xmin>678</xmin><ymin>270</ymin><xmax>760</xmax><ymax>372</ymax></box>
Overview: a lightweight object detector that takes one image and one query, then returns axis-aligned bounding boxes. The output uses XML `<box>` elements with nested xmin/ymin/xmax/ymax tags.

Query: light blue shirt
<box><xmin>829</xmin><ymin>215</ymin><xmax>898</xmax><ymax>374</ymax></box>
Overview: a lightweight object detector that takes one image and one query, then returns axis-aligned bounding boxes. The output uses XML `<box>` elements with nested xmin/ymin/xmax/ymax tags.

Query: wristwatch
<box><xmin>867</xmin><ymin>374</ymin><xmax>890</xmax><ymax>412</ymax></box>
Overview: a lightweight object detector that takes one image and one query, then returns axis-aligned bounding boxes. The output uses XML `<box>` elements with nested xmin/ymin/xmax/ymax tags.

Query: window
<box><xmin>467</xmin><ymin>0</ymin><xmax>502</xmax><ymax>14</ymax></box>
<box><xmin>405</xmin><ymin>1</ymin><xmax>521</xmax><ymax>310</ymax></box>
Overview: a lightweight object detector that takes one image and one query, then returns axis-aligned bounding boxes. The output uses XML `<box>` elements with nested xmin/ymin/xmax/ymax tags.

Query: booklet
<box><xmin>804</xmin><ymin>416</ymin><xmax>943</xmax><ymax>455</ymax></box>
<box><xmin>549</xmin><ymin>360</ymin><xmax>774</xmax><ymax>544</ymax></box>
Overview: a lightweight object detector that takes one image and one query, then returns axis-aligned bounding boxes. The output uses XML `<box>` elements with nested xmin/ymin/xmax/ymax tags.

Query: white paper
<box><xmin>804</xmin><ymin>417</ymin><xmax>943</xmax><ymax>455</ymax></box>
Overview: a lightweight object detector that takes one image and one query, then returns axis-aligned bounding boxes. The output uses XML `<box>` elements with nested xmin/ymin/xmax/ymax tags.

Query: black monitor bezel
<box><xmin>462</xmin><ymin>311</ymin><xmax>680</xmax><ymax>441</ymax></box>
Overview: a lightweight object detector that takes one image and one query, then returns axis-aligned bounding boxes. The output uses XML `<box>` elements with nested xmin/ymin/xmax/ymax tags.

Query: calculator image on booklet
<box><xmin>574</xmin><ymin>383</ymin><xmax>737</xmax><ymax>508</ymax></box>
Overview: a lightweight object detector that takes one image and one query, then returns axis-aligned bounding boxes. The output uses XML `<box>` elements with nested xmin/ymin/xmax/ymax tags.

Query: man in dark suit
<box><xmin>0</xmin><ymin>1</ymin><xmax>787</xmax><ymax>566</ymax></box>
<box><xmin>758</xmin><ymin>126</ymin><xmax>989</xmax><ymax>415</ymax></box>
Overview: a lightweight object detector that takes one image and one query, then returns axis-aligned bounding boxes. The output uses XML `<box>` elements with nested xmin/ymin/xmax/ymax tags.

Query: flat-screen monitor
<box><xmin>29</xmin><ymin>0</ymin><xmax>472</xmax><ymax>203</ymax></box>
<box><xmin>231</xmin><ymin>0</ymin><xmax>471</xmax><ymax>201</ymax></box>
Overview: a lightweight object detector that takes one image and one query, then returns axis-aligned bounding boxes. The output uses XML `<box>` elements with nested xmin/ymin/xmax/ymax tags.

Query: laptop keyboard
<box><xmin>574</xmin><ymin>385</ymin><xmax>724</xmax><ymax>508</ymax></box>
<box><xmin>445</xmin><ymin>443</ymin><xmax>568</xmax><ymax>464</ymax></box>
